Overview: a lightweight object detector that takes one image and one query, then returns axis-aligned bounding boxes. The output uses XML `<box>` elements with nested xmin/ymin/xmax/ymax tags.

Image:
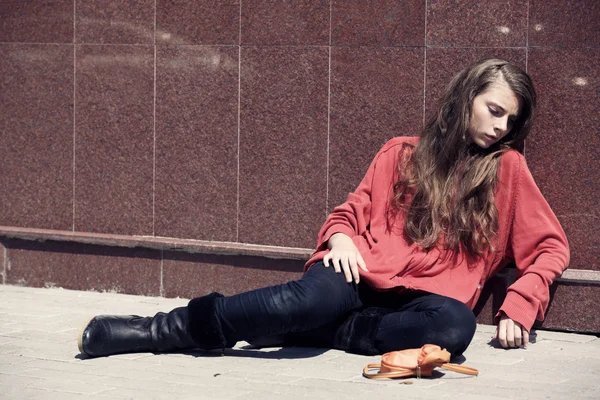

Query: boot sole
<box><xmin>77</xmin><ymin>317</ymin><xmax>95</xmax><ymax>355</ymax></box>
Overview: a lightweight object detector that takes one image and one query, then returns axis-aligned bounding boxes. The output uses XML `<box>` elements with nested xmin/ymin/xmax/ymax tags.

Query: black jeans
<box><xmin>214</xmin><ymin>262</ymin><xmax>476</xmax><ymax>356</ymax></box>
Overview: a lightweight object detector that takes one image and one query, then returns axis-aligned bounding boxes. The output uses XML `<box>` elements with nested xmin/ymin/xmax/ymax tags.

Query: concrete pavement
<box><xmin>1</xmin><ymin>284</ymin><xmax>599</xmax><ymax>399</ymax></box>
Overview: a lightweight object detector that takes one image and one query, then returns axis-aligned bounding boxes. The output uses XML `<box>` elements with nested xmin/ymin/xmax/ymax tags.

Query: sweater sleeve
<box><xmin>498</xmin><ymin>154</ymin><xmax>570</xmax><ymax>331</ymax></box>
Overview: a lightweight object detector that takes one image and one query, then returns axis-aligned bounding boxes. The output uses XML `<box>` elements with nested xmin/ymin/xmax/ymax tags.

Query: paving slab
<box><xmin>0</xmin><ymin>284</ymin><xmax>598</xmax><ymax>400</ymax></box>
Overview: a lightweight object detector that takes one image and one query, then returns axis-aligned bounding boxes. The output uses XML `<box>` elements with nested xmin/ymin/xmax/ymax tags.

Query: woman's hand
<box><xmin>494</xmin><ymin>312</ymin><xmax>529</xmax><ymax>348</ymax></box>
<box><xmin>323</xmin><ymin>233</ymin><xmax>369</xmax><ymax>284</ymax></box>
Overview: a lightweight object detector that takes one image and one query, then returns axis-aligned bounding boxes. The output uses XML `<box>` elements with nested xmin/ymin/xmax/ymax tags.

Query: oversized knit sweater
<box><xmin>305</xmin><ymin>136</ymin><xmax>570</xmax><ymax>331</ymax></box>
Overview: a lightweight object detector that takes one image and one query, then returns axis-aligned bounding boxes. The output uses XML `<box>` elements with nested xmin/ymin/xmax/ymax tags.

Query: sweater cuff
<box><xmin>497</xmin><ymin>291</ymin><xmax>538</xmax><ymax>332</ymax></box>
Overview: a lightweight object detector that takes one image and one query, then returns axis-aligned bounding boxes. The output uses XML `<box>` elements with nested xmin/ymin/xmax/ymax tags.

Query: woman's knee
<box><xmin>428</xmin><ymin>298</ymin><xmax>476</xmax><ymax>355</ymax></box>
<box><xmin>375</xmin><ymin>296</ymin><xmax>476</xmax><ymax>355</ymax></box>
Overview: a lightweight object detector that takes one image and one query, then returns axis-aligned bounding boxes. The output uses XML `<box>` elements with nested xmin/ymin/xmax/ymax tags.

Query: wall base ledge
<box><xmin>0</xmin><ymin>226</ymin><xmax>313</xmax><ymax>261</ymax></box>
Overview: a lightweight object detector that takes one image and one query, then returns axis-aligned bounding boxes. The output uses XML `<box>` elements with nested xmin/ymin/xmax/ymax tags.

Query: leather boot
<box><xmin>79</xmin><ymin>292</ymin><xmax>230</xmax><ymax>358</ymax></box>
<box><xmin>78</xmin><ymin>307</ymin><xmax>197</xmax><ymax>358</ymax></box>
<box><xmin>333</xmin><ymin>307</ymin><xmax>391</xmax><ymax>356</ymax></box>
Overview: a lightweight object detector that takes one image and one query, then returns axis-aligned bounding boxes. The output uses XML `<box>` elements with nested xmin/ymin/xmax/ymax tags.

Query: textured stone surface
<box><xmin>242</xmin><ymin>0</ymin><xmax>329</xmax><ymax>45</ymax></box>
<box><xmin>1</xmin><ymin>284</ymin><xmax>600</xmax><ymax>400</ymax></box>
<box><xmin>527</xmin><ymin>48</ymin><xmax>600</xmax><ymax>271</ymax></box>
<box><xmin>529</xmin><ymin>0</ymin><xmax>600</xmax><ymax>47</ymax></box>
<box><xmin>3</xmin><ymin>239</ymin><xmax>161</xmax><ymax>295</ymax></box>
<box><xmin>75</xmin><ymin>45</ymin><xmax>154</xmax><ymax>235</ymax></box>
<box><xmin>156</xmin><ymin>0</ymin><xmax>239</xmax><ymax>44</ymax></box>
<box><xmin>238</xmin><ymin>46</ymin><xmax>329</xmax><ymax>248</ymax></box>
<box><xmin>427</xmin><ymin>0</ymin><xmax>528</xmax><ymax>47</ymax></box>
<box><xmin>0</xmin><ymin>0</ymin><xmax>74</xmax><ymax>43</ymax></box>
<box><xmin>328</xmin><ymin>46</ymin><xmax>423</xmax><ymax>211</ymax></box>
<box><xmin>425</xmin><ymin>48</ymin><xmax>527</xmax><ymax>119</ymax></box>
<box><xmin>0</xmin><ymin>44</ymin><xmax>74</xmax><ymax>230</ymax></box>
<box><xmin>75</xmin><ymin>0</ymin><xmax>154</xmax><ymax>44</ymax></box>
<box><xmin>331</xmin><ymin>0</ymin><xmax>425</xmax><ymax>46</ymax></box>
<box><xmin>162</xmin><ymin>252</ymin><xmax>304</xmax><ymax>298</ymax></box>
<box><xmin>155</xmin><ymin>46</ymin><xmax>238</xmax><ymax>242</ymax></box>
<box><xmin>539</xmin><ymin>283</ymin><xmax>600</xmax><ymax>332</ymax></box>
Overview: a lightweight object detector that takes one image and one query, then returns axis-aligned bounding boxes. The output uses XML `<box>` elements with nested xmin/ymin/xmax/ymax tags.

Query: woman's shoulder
<box><xmin>497</xmin><ymin>148</ymin><xmax>532</xmax><ymax>192</ymax></box>
<box><xmin>377</xmin><ymin>136</ymin><xmax>420</xmax><ymax>156</ymax></box>
<box><xmin>499</xmin><ymin>148</ymin><xmax>526</xmax><ymax>173</ymax></box>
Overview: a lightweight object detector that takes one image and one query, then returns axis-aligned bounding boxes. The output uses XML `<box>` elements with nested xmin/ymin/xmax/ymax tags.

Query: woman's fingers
<box><xmin>514</xmin><ymin>324</ymin><xmax>522</xmax><ymax>347</ymax></box>
<box><xmin>322</xmin><ymin>253</ymin><xmax>331</xmax><ymax>267</ymax></box>
<box><xmin>506</xmin><ymin>319</ymin><xmax>516</xmax><ymax>347</ymax></box>
<box><xmin>497</xmin><ymin>318</ymin><xmax>508</xmax><ymax>348</ymax></box>
<box><xmin>348</xmin><ymin>257</ymin><xmax>360</xmax><ymax>284</ymax></box>
<box><xmin>357</xmin><ymin>253</ymin><xmax>369</xmax><ymax>272</ymax></box>
<box><xmin>323</xmin><ymin>251</ymin><xmax>364</xmax><ymax>284</ymax></box>
<box><xmin>497</xmin><ymin>315</ymin><xmax>527</xmax><ymax>349</ymax></box>
<box><xmin>340</xmin><ymin>257</ymin><xmax>352</xmax><ymax>283</ymax></box>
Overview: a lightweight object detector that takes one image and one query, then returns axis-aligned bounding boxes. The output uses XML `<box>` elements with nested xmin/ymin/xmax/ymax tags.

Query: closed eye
<box><xmin>488</xmin><ymin>107</ymin><xmax>502</xmax><ymax>117</ymax></box>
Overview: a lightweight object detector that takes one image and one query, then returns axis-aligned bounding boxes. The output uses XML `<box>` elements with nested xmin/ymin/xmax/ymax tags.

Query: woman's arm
<box><xmin>312</xmin><ymin>138</ymin><xmax>408</xmax><ymax>282</ymax></box>
<box><xmin>498</xmin><ymin>153</ymin><xmax>570</xmax><ymax>344</ymax></box>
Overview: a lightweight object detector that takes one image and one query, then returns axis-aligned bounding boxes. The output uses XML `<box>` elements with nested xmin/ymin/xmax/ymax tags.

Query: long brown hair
<box><xmin>393</xmin><ymin>59</ymin><xmax>536</xmax><ymax>255</ymax></box>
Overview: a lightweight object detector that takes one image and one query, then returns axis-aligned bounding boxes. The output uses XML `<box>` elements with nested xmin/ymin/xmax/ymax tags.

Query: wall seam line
<box><xmin>236</xmin><ymin>1</ymin><xmax>242</xmax><ymax>241</ymax></box>
<box><xmin>525</xmin><ymin>0</ymin><xmax>530</xmax><ymax>71</ymax></box>
<box><xmin>2</xmin><ymin>243</ymin><xmax>6</xmax><ymax>285</ymax></box>
<box><xmin>159</xmin><ymin>249</ymin><xmax>164</xmax><ymax>297</ymax></box>
<box><xmin>524</xmin><ymin>0</ymin><xmax>530</xmax><ymax>157</ymax></box>
<box><xmin>325</xmin><ymin>0</ymin><xmax>332</xmax><ymax>217</ymax></box>
<box><xmin>153</xmin><ymin>0</ymin><xmax>157</xmax><ymax>237</ymax></box>
<box><xmin>72</xmin><ymin>0</ymin><xmax>77</xmax><ymax>232</ymax></box>
<box><xmin>423</xmin><ymin>0</ymin><xmax>428</xmax><ymax>128</ymax></box>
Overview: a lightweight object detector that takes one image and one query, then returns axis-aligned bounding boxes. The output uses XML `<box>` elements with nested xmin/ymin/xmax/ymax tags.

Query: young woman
<box><xmin>78</xmin><ymin>59</ymin><xmax>569</xmax><ymax>359</ymax></box>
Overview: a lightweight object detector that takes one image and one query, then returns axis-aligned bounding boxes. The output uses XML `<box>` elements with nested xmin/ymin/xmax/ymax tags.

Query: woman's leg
<box><xmin>79</xmin><ymin>262</ymin><xmax>363</xmax><ymax>357</ymax></box>
<box><xmin>373</xmin><ymin>293</ymin><xmax>476</xmax><ymax>356</ymax></box>
<box><xmin>213</xmin><ymin>262</ymin><xmax>363</xmax><ymax>344</ymax></box>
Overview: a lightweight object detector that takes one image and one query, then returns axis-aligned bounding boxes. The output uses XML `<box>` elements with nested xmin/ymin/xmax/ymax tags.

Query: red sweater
<box><xmin>305</xmin><ymin>137</ymin><xmax>570</xmax><ymax>331</ymax></box>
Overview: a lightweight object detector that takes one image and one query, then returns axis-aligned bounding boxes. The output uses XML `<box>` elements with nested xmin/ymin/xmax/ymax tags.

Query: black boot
<box><xmin>253</xmin><ymin>307</ymin><xmax>390</xmax><ymax>355</ymax></box>
<box><xmin>187</xmin><ymin>292</ymin><xmax>235</xmax><ymax>351</ymax></box>
<box><xmin>79</xmin><ymin>292</ymin><xmax>229</xmax><ymax>358</ymax></box>
<box><xmin>333</xmin><ymin>307</ymin><xmax>391</xmax><ymax>355</ymax></box>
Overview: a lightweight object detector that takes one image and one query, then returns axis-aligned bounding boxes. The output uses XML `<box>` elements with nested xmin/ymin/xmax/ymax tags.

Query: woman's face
<box><xmin>467</xmin><ymin>81</ymin><xmax>521</xmax><ymax>148</ymax></box>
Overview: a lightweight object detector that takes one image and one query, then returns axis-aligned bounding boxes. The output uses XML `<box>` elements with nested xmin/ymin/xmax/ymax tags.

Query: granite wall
<box><xmin>1</xmin><ymin>1</ymin><xmax>598</xmax><ymax>331</ymax></box>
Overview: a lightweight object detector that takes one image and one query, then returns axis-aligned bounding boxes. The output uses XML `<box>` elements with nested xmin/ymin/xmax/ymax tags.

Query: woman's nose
<box><xmin>494</xmin><ymin>116</ymin><xmax>509</xmax><ymax>133</ymax></box>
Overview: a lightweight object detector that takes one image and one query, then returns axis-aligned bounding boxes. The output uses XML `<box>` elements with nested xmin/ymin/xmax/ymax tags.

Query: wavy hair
<box><xmin>392</xmin><ymin>59</ymin><xmax>536</xmax><ymax>255</ymax></box>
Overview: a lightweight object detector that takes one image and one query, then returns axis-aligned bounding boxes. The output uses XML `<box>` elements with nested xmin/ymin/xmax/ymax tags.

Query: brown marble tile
<box><xmin>241</xmin><ymin>0</ymin><xmax>329</xmax><ymax>45</ymax></box>
<box><xmin>239</xmin><ymin>46</ymin><xmax>329</xmax><ymax>248</ymax></box>
<box><xmin>155</xmin><ymin>46</ymin><xmax>238</xmax><ymax>242</ymax></box>
<box><xmin>162</xmin><ymin>252</ymin><xmax>304</xmax><ymax>299</ymax></box>
<box><xmin>331</xmin><ymin>0</ymin><xmax>425</xmax><ymax>46</ymax></box>
<box><xmin>425</xmin><ymin>48</ymin><xmax>527</xmax><ymax>119</ymax></box>
<box><xmin>530</xmin><ymin>0</ymin><xmax>600</xmax><ymax>48</ymax></box>
<box><xmin>328</xmin><ymin>47</ymin><xmax>423</xmax><ymax>211</ymax></box>
<box><xmin>75</xmin><ymin>0</ymin><xmax>154</xmax><ymax>44</ymax></box>
<box><xmin>0</xmin><ymin>44</ymin><xmax>73</xmax><ymax>230</ymax></box>
<box><xmin>0</xmin><ymin>0</ymin><xmax>73</xmax><ymax>43</ymax></box>
<box><xmin>156</xmin><ymin>0</ymin><xmax>239</xmax><ymax>45</ymax></box>
<box><xmin>536</xmin><ymin>283</ymin><xmax>600</xmax><ymax>333</ymax></box>
<box><xmin>426</xmin><ymin>0</ymin><xmax>527</xmax><ymax>47</ymax></box>
<box><xmin>4</xmin><ymin>239</ymin><xmax>161</xmax><ymax>295</ymax></box>
<box><xmin>75</xmin><ymin>45</ymin><xmax>154</xmax><ymax>235</ymax></box>
<box><xmin>526</xmin><ymin>48</ymin><xmax>599</xmax><ymax>271</ymax></box>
